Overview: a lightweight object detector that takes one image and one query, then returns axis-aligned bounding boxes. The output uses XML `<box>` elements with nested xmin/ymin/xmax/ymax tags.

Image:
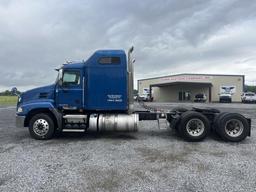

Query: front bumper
<box><xmin>194</xmin><ymin>99</ymin><xmax>206</xmax><ymax>102</ymax></box>
<box><xmin>244</xmin><ymin>99</ymin><xmax>256</xmax><ymax>103</ymax></box>
<box><xmin>16</xmin><ymin>115</ymin><xmax>25</xmax><ymax>128</ymax></box>
<box><xmin>220</xmin><ymin>97</ymin><xmax>231</xmax><ymax>100</ymax></box>
<box><xmin>219</xmin><ymin>97</ymin><xmax>232</xmax><ymax>102</ymax></box>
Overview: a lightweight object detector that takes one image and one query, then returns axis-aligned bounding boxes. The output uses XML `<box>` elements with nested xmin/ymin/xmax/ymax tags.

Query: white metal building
<box><xmin>138</xmin><ymin>73</ymin><xmax>244</xmax><ymax>102</ymax></box>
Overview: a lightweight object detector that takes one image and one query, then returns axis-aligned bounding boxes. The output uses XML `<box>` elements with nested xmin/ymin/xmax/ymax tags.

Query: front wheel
<box><xmin>178</xmin><ymin>111</ymin><xmax>210</xmax><ymax>141</ymax></box>
<box><xmin>29</xmin><ymin>113</ymin><xmax>55</xmax><ymax>140</ymax></box>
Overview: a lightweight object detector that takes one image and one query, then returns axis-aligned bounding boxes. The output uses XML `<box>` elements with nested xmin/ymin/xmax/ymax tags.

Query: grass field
<box><xmin>0</xmin><ymin>96</ymin><xmax>17</xmax><ymax>105</ymax></box>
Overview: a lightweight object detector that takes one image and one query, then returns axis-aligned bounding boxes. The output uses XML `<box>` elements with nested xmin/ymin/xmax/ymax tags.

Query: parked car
<box><xmin>133</xmin><ymin>94</ymin><xmax>138</xmax><ymax>101</ymax></box>
<box><xmin>241</xmin><ymin>92</ymin><xmax>256</xmax><ymax>103</ymax></box>
<box><xmin>194</xmin><ymin>93</ymin><xmax>207</xmax><ymax>102</ymax></box>
<box><xmin>138</xmin><ymin>93</ymin><xmax>151</xmax><ymax>102</ymax></box>
<box><xmin>219</xmin><ymin>92</ymin><xmax>232</xmax><ymax>103</ymax></box>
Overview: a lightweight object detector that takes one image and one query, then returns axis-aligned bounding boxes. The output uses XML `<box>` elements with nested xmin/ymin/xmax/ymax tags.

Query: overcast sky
<box><xmin>0</xmin><ymin>0</ymin><xmax>256</xmax><ymax>91</ymax></box>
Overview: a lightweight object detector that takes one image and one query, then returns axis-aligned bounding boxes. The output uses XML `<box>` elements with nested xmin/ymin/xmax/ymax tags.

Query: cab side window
<box><xmin>99</xmin><ymin>57</ymin><xmax>121</xmax><ymax>64</ymax></box>
<box><xmin>62</xmin><ymin>71</ymin><xmax>80</xmax><ymax>86</ymax></box>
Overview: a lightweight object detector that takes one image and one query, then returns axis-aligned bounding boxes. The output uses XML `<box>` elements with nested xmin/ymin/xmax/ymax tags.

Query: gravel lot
<box><xmin>0</xmin><ymin>102</ymin><xmax>256</xmax><ymax>192</ymax></box>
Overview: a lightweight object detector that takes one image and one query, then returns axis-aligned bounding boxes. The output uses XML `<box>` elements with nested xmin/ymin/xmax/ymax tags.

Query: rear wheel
<box><xmin>213</xmin><ymin>112</ymin><xmax>228</xmax><ymax>129</ymax></box>
<box><xmin>178</xmin><ymin>111</ymin><xmax>210</xmax><ymax>141</ymax></box>
<box><xmin>29</xmin><ymin>113</ymin><xmax>55</xmax><ymax>140</ymax></box>
<box><xmin>215</xmin><ymin>113</ymin><xmax>249</xmax><ymax>142</ymax></box>
<box><xmin>169</xmin><ymin>107</ymin><xmax>189</xmax><ymax>130</ymax></box>
<box><xmin>212</xmin><ymin>112</ymin><xmax>229</xmax><ymax>138</ymax></box>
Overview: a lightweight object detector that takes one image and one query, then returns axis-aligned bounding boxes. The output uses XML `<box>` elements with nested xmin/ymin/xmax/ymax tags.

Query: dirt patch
<box><xmin>195</xmin><ymin>163</ymin><xmax>211</xmax><ymax>172</ymax></box>
<box><xmin>135</xmin><ymin>147</ymin><xmax>190</xmax><ymax>163</ymax></box>
<box><xmin>82</xmin><ymin>168</ymin><xmax>123</xmax><ymax>192</ymax></box>
<box><xmin>208</xmin><ymin>151</ymin><xmax>227</xmax><ymax>158</ymax></box>
<box><xmin>0</xmin><ymin>175</ymin><xmax>12</xmax><ymax>186</ymax></box>
<box><xmin>0</xmin><ymin>145</ymin><xmax>15</xmax><ymax>153</ymax></box>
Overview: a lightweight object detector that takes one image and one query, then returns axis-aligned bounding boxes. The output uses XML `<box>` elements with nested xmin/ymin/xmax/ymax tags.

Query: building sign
<box><xmin>159</xmin><ymin>75</ymin><xmax>212</xmax><ymax>83</ymax></box>
<box><xmin>220</xmin><ymin>85</ymin><xmax>236</xmax><ymax>94</ymax></box>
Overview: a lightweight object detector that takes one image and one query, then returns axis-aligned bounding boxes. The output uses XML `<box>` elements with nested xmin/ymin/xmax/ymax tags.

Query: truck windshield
<box><xmin>62</xmin><ymin>71</ymin><xmax>80</xmax><ymax>86</ymax></box>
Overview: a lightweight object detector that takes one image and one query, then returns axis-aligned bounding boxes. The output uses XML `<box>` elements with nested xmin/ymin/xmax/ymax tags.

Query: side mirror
<box><xmin>58</xmin><ymin>78</ymin><xmax>63</xmax><ymax>87</ymax></box>
<box><xmin>57</xmin><ymin>68</ymin><xmax>63</xmax><ymax>87</ymax></box>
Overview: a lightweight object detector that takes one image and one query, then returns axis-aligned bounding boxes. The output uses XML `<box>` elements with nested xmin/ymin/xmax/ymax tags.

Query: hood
<box><xmin>220</xmin><ymin>92</ymin><xmax>232</xmax><ymax>97</ymax></box>
<box><xmin>20</xmin><ymin>84</ymin><xmax>55</xmax><ymax>104</ymax></box>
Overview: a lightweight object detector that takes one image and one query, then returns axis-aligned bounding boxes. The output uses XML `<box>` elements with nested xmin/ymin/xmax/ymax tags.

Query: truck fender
<box><xmin>49</xmin><ymin>107</ymin><xmax>63</xmax><ymax>131</ymax></box>
<box><xmin>22</xmin><ymin>102</ymin><xmax>62</xmax><ymax>130</ymax></box>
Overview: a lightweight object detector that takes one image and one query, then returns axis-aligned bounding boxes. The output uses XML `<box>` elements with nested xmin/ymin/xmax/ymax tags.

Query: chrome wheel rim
<box><xmin>224</xmin><ymin>119</ymin><xmax>244</xmax><ymax>137</ymax></box>
<box><xmin>33</xmin><ymin>119</ymin><xmax>49</xmax><ymax>136</ymax></box>
<box><xmin>186</xmin><ymin>118</ymin><xmax>205</xmax><ymax>137</ymax></box>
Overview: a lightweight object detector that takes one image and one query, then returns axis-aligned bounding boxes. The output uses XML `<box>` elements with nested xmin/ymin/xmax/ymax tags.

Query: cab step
<box><xmin>63</xmin><ymin>114</ymin><xmax>87</xmax><ymax>119</ymax></box>
<box><xmin>62</xmin><ymin>129</ymin><xmax>86</xmax><ymax>132</ymax></box>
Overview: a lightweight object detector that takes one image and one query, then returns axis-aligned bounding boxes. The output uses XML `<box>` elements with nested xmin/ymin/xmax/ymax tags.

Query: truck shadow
<box><xmin>54</xmin><ymin>131</ymin><xmax>138</xmax><ymax>141</ymax></box>
<box><xmin>51</xmin><ymin>129</ymin><xmax>224</xmax><ymax>143</ymax></box>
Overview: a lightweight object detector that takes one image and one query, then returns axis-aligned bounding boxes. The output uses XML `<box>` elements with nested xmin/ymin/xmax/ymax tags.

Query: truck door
<box><xmin>56</xmin><ymin>69</ymin><xmax>83</xmax><ymax>109</ymax></box>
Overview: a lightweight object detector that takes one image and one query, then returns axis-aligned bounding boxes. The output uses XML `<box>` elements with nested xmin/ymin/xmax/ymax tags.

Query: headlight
<box><xmin>17</xmin><ymin>107</ymin><xmax>23</xmax><ymax>113</ymax></box>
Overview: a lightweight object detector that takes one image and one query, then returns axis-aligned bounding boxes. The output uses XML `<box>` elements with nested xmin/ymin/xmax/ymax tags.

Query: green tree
<box><xmin>0</xmin><ymin>89</ymin><xmax>21</xmax><ymax>96</ymax></box>
<box><xmin>244</xmin><ymin>85</ymin><xmax>256</xmax><ymax>93</ymax></box>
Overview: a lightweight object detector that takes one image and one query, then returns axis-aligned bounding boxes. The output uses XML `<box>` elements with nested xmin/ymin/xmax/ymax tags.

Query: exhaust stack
<box><xmin>128</xmin><ymin>46</ymin><xmax>134</xmax><ymax>114</ymax></box>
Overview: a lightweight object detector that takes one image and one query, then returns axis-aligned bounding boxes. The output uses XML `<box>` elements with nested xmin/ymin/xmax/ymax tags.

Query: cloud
<box><xmin>0</xmin><ymin>0</ymin><xmax>256</xmax><ymax>91</ymax></box>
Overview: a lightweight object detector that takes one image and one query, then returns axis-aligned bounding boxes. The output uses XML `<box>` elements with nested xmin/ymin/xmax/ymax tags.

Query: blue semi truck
<box><xmin>15</xmin><ymin>47</ymin><xmax>251</xmax><ymax>142</ymax></box>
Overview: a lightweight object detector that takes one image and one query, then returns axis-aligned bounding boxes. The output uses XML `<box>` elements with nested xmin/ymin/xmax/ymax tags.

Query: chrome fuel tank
<box><xmin>89</xmin><ymin>114</ymin><xmax>138</xmax><ymax>132</ymax></box>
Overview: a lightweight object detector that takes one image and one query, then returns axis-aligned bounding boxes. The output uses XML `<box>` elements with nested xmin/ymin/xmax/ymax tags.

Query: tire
<box><xmin>29</xmin><ymin>113</ymin><xmax>55</xmax><ymax>140</ymax></box>
<box><xmin>213</xmin><ymin>112</ymin><xmax>228</xmax><ymax>130</ymax></box>
<box><xmin>213</xmin><ymin>112</ymin><xmax>228</xmax><ymax>136</ymax></box>
<box><xmin>178</xmin><ymin>111</ymin><xmax>210</xmax><ymax>141</ymax></box>
<box><xmin>215</xmin><ymin>113</ymin><xmax>249</xmax><ymax>142</ymax></box>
